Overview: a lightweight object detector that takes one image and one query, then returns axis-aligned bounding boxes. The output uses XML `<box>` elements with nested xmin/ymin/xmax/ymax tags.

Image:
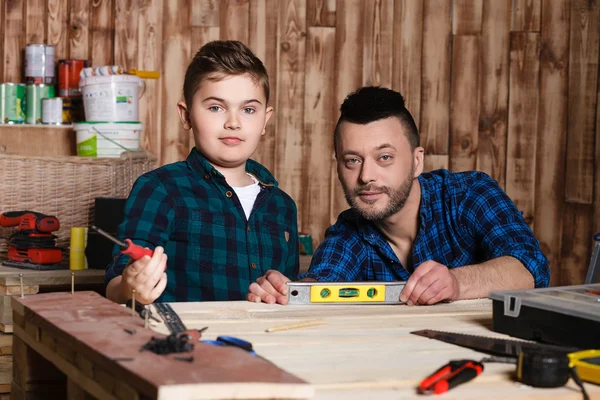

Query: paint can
<box><xmin>25</xmin><ymin>44</ymin><xmax>55</xmax><ymax>85</ymax></box>
<box><xmin>42</xmin><ymin>97</ymin><xmax>71</xmax><ymax>125</ymax></box>
<box><xmin>25</xmin><ymin>84</ymin><xmax>55</xmax><ymax>124</ymax></box>
<box><xmin>58</xmin><ymin>59</ymin><xmax>87</xmax><ymax>97</ymax></box>
<box><xmin>0</xmin><ymin>83</ymin><xmax>26</xmax><ymax>124</ymax></box>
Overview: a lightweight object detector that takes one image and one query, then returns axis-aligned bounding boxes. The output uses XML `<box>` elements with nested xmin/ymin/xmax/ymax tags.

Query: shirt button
<box><xmin>226</xmin><ymin>191</ymin><xmax>233</xmax><ymax>198</ymax></box>
<box><xmin>251</xmin><ymin>263</ymin><xmax>257</xmax><ymax>270</ymax></box>
<box><xmin>212</xmin><ymin>170</ymin><xmax>216</xmax><ymax>175</ymax></box>
<box><xmin>204</xmin><ymin>174</ymin><xmax>209</xmax><ymax>179</ymax></box>
<box><xmin>247</xmin><ymin>225</ymin><xmax>251</xmax><ymax>232</ymax></box>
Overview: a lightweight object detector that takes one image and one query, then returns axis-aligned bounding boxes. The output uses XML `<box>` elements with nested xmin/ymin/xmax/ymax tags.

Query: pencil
<box><xmin>265</xmin><ymin>319</ymin><xmax>326</xmax><ymax>333</ymax></box>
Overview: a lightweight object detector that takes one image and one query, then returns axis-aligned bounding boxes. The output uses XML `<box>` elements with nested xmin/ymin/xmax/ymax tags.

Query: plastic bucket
<box><xmin>79</xmin><ymin>75</ymin><xmax>143</xmax><ymax>122</ymax></box>
<box><xmin>74</xmin><ymin>122</ymin><xmax>142</xmax><ymax>157</ymax></box>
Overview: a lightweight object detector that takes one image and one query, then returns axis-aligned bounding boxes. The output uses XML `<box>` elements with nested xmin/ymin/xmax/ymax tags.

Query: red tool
<box><xmin>0</xmin><ymin>211</ymin><xmax>60</xmax><ymax>233</ymax></box>
<box><xmin>419</xmin><ymin>359</ymin><xmax>484</xmax><ymax>395</ymax></box>
<box><xmin>0</xmin><ymin>211</ymin><xmax>62</xmax><ymax>265</ymax></box>
<box><xmin>90</xmin><ymin>225</ymin><xmax>153</xmax><ymax>261</ymax></box>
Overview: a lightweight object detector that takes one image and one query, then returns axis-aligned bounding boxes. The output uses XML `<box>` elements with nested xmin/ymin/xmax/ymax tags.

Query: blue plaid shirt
<box><xmin>105</xmin><ymin>148</ymin><xmax>299</xmax><ymax>302</ymax></box>
<box><xmin>300</xmin><ymin>170</ymin><xmax>549</xmax><ymax>288</ymax></box>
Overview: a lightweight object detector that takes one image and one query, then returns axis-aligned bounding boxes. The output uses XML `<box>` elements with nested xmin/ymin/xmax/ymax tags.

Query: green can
<box><xmin>25</xmin><ymin>84</ymin><xmax>55</xmax><ymax>124</ymax></box>
<box><xmin>0</xmin><ymin>83</ymin><xmax>26</xmax><ymax>124</ymax></box>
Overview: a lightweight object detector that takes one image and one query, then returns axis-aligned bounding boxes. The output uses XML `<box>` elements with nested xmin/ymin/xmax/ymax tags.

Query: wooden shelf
<box><xmin>0</xmin><ymin>124</ymin><xmax>76</xmax><ymax>157</ymax></box>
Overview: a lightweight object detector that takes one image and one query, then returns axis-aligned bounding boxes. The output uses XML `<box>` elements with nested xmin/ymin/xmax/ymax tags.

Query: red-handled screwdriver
<box><xmin>91</xmin><ymin>225</ymin><xmax>154</xmax><ymax>260</ymax></box>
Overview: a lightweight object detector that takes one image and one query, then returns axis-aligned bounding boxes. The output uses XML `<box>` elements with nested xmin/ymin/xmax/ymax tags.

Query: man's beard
<box><xmin>344</xmin><ymin>164</ymin><xmax>415</xmax><ymax>221</ymax></box>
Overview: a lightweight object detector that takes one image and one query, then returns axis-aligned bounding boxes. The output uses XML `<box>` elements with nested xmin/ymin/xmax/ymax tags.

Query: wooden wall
<box><xmin>1</xmin><ymin>0</ymin><xmax>599</xmax><ymax>286</ymax></box>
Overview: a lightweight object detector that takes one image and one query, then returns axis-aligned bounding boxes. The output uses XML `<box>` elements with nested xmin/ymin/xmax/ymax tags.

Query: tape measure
<box><xmin>287</xmin><ymin>281</ymin><xmax>406</xmax><ymax>304</ymax></box>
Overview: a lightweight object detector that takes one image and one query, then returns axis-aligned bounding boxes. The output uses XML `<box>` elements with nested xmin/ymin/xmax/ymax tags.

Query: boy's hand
<box><xmin>121</xmin><ymin>246</ymin><xmax>168</xmax><ymax>304</ymax></box>
<box><xmin>399</xmin><ymin>260</ymin><xmax>459</xmax><ymax>306</ymax></box>
<box><xmin>246</xmin><ymin>270</ymin><xmax>290</xmax><ymax>305</ymax></box>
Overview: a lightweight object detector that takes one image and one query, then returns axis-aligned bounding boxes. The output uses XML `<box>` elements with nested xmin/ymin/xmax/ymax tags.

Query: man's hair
<box><xmin>183</xmin><ymin>40</ymin><xmax>270</xmax><ymax>106</ymax></box>
<box><xmin>333</xmin><ymin>86</ymin><xmax>419</xmax><ymax>152</ymax></box>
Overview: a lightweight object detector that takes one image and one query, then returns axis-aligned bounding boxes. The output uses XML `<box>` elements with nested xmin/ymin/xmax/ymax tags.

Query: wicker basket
<box><xmin>0</xmin><ymin>152</ymin><xmax>157</xmax><ymax>259</ymax></box>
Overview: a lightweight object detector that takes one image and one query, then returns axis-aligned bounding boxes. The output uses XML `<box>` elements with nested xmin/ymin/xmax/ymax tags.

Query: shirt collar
<box><xmin>186</xmin><ymin>147</ymin><xmax>278</xmax><ymax>187</ymax></box>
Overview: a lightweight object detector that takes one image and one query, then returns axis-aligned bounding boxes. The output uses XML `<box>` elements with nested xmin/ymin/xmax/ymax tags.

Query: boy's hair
<box><xmin>333</xmin><ymin>86</ymin><xmax>419</xmax><ymax>153</ymax></box>
<box><xmin>183</xmin><ymin>40</ymin><xmax>270</xmax><ymax>106</ymax></box>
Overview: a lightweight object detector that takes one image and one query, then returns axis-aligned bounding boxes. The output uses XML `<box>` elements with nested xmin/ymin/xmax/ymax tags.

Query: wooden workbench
<box><xmin>151</xmin><ymin>299</ymin><xmax>600</xmax><ymax>399</ymax></box>
<box><xmin>11</xmin><ymin>289</ymin><xmax>600</xmax><ymax>399</ymax></box>
<box><xmin>0</xmin><ymin>266</ymin><xmax>105</xmax><ymax>397</ymax></box>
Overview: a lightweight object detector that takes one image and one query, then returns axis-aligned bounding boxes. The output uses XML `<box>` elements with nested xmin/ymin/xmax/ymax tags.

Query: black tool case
<box><xmin>490</xmin><ymin>283</ymin><xmax>600</xmax><ymax>349</ymax></box>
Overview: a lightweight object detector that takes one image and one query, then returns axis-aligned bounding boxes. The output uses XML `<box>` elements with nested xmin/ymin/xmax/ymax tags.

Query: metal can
<box><xmin>0</xmin><ymin>83</ymin><xmax>26</xmax><ymax>124</ymax></box>
<box><xmin>25</xmin><ymin>44</ymin><xmax>55</xmax><ymax>85</ymax></box>
<box><xmin>25</xmin><ymin>84</ymin><xmax>55</xmax><ymax>124</ymax></box>
<box><xmin>42</xmin><ymin>98</ymin><xmax>71</xmax><ymax>125</ymax></box>
<box><xmin>58</xmin><ymin>59</ymin><xmax>88</xmax><ymax>97</ymax></box>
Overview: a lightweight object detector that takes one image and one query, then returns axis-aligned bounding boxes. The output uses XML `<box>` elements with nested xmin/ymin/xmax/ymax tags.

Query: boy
<box><xmin>106</xmin><ymin>41</ymin><xmax>299</xmax><ymax>304</ymax></box>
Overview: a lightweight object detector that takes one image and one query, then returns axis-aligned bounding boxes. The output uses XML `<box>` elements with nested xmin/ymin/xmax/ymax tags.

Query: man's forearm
<box><xmin>450</xmin><ymin>256</ymin><xmax>534</xmax><ymax>300</ymax></box>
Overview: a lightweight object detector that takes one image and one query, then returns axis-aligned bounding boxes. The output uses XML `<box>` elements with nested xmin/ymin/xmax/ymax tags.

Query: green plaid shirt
<box><xmin>105</xmin><ymin>148</ymin><xmax>299</xmax><ymax>302</ymax></box>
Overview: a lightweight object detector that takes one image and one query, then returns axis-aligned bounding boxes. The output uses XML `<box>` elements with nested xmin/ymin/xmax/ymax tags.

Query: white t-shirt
<box><xmin>231</xmin><ymin>174</ymin><xmax>261</xmax><ymax>220</ymax></box>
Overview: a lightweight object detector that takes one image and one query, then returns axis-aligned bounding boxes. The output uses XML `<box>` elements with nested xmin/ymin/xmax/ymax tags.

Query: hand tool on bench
<box><xmin>287</xmin><ymin>281</ymin><xmax>406</xmax><ymax>304</ymax></box>
<box><xmin>412</xmin><ymin>329</ymin><xmax>595</xmax><ymax>398</ymax></box>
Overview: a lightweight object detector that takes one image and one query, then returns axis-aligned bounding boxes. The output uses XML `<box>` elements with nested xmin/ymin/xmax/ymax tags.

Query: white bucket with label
<box><xmin>74</xmin><ymin>122</ymin><xmax>142</xmax><ymax>157</ymax></box>
<box><xmin>79</xmin><ymin>75</ymin><xmax>143</xmax><ymax>122</ymax></box>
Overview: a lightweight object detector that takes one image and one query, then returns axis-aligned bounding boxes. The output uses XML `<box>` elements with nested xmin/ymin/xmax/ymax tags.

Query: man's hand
<box><xmin>246</xmin><ymin>270</ymin><xmax>291</xmax><ymax>305</ymax></box>
<box><xmin>400</xmin><ymin>260</ymin><xmax>459</xmax><ymax>306</ymax></box>
<box><xmin>121</xmin><ymin>246</ymin><xmax>168</xmax><ymax>304</ymax></box>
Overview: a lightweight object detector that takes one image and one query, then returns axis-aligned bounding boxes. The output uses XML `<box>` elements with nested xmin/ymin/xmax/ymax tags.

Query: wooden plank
<box><xmin>138</xmin><ymin>0</ymin><xmax>163</xmax><ymax>159</ymax></box>
<box><xmin>330</xmin><ymin>0</ymin><xmax>364</xmax><ymax>225</ymax></box>
<box><xmin>449</xmin><ymin>35</ymin><xmax>479</xmax><ymax>172</ymax></box>
<box><xmin>13</xmin><ymin>292</ymin><xmax>313</xmax><ymax>399</ymax></box>
<box><xmin>248</xmin><ymin>0</ymin><xmax>279</xmax><ymax>172</ymax></box>
<box><xmin>158</xmin><ymin>299</ymin><xmax>600</xmax><ymax>399</ymax></box>
<box><xmin>274</xmin><ymin>0</ymin><xmax>307</xmax><ymax>229</ymax></box>
<box><xmin>0</xmin><ymin>125</ymin><xmax>76</xmax><ymax>156</ymax></box>
<box><xmin>511</xmin><ymin>0</ymin><xmax>541</xmax><ymax>32</ymax></box>
<box><xmin>423</xmin><ymin>154</ymin><xmax>448</xmax><ymax>172</ymax></box>
<box><xmin>597</xmin><ymin>41</ymin><xmax>600</xmax><ymax>236</ymax></box>
<box><xmin>2</xmin><ymin>0</ymin><xmax>24</xmax><ymax>83</ymax></box>
<box><xmin>506</xmin><ymin>32</ymin><xmax>540</xmax><ymax>227</ymax></box>
<box><xmin>420</xmin><ymin>0</ymin><xmax>451</xmax><ymax>156</ymax></box>
<box><xmin>565</xmin><ymin>0</ymin><xmax>599</xmax><ymax>204</ymax></box>
<box><xmin>561</xmin><ymin>204</ymin><xmax>593</xmax><ymax>285</ymax></box>
<box><xmin>0</xmin><ymin>267</ymin><xmax>104</xmax><ymax>287</ymax></box>
<box><xmin>25</xmin><ymin>0</ymin><xmax>46</xmax><ymax>44</ymax></box>
<box><xmin>452</xmin><ymin>0</ymin><xmax>482</xmax><ymax>35</ymax></box>
<box><xmin>392</xmin><ymin>0</ymin><xmax>423</xmax><ymax>127</ymax></box>
<box><xmin>0</xmin><ymin>355</ymin><xmax>11</xmax><ymax>385</ymax></box>
<box><xmin>192</xmin><ymin>0</ymin><xmax>219</xmax><ymax>27</ymax></box>
<box><xmin>69</xmin><ymin>0</ymin><xmax>89</xmax><ymax>60</ymax></box>
<box><xmin>302</xmin><ymin>27</ymin><xmax>336</xmax><ymax>244</ymax></box>
<box><xmin>160</xmin><ymin>0</ymin><xmax>191</xmax><ymax>165</ymax></box>
<box><xmin>477</xmin><ymin>0</ymin><xmax>510</xmax><ymax>189</ymax></box>
<box><xmin>362</xmin><ymin>0</ymin><xmax>393</xmax><ymax>87</ymax></box>
<box><xmin>90</xmin><ymin>0</ymin><xmax>114</xmax><ymax>66</ymax></box>
<box><xmin>307</xmin><ymin>0</ymin><xmax>335</xmax><ymax>27</ymax></box>
<box><xmin>48</xmin><ymin>0</ymin><xmax>69</xmax><ymax>60</ymax></box>
<box><xmin>219</xmin><ymin>0</ymin><xmax>249</xmax><ymax>42</ymax></box>
<box><xmin>115</xmin><ymin>0</ymin><xmax>138</xmax><ymax>69</ymax></box>
<box><xmin>534</xmin><ymin>0</ymin><xmax>570</xmax><ymax>287</ymax></box>
<box><xmin>0</xmin><ymin>286</ymin><xmax>38</xmax><ymax>296</ymax></box>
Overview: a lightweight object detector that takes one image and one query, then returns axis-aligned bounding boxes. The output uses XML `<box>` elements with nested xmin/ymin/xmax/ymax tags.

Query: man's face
<box><xmin>336</xmin><ymin>118</ymin><xmax>423</xmax><ymax>221</ymax></box>
<box><xmin>177</xmin><ymin>73</ymin><xmax>273</xmax><ymax>169</ymax></box>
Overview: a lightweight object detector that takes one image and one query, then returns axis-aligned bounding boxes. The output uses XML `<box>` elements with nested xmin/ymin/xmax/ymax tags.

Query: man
<box><xmin>247</xmin><ymin>86</ymin><xmax>549</xmax><ymax>306</ymax></box>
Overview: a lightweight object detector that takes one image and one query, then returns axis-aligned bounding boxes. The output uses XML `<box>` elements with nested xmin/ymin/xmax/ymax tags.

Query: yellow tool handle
<box><xmin>128</xmin><ymin>69</ymin><xmax>160</xmax><ymax>79</ymax></box>
<box><xmin>568</xmin><ymin>349</ymin><xmax>600</xmax><ymax>384</ymax></box>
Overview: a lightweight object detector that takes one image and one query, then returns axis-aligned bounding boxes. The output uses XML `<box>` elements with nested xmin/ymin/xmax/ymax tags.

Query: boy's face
<box><xmin>177</xmin><ymin>73</ymin><xmax>273</xmax><ymax>169</ymax></box>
